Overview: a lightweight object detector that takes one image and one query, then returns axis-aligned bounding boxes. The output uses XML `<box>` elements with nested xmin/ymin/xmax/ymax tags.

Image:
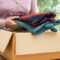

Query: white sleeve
<box><xmin>0</xmin><ymin>18</ymin><xmax>11</xmax><ymax>31</ymax></box>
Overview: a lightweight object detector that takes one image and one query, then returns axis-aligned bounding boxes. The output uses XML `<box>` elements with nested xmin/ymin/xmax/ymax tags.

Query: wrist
<box><xmin>4</xmin><ymin>20</ymin><xmax>12</xmax><ymax>31</ymax></box>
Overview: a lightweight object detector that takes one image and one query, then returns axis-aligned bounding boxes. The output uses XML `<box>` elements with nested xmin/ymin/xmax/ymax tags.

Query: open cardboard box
<box><xmin>0</xmin><ymin>30</ymin><xmax>12</xmax><ymax>52</ymax></box>
<box><xmin>0</xmin><ymin>30</ymin><xmax>60</xmax><ymax>60</ymax></box>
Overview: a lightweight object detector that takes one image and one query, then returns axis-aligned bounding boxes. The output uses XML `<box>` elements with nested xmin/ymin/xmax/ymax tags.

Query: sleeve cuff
<box><xmin>0</xmin><ymin>19</ymin><xmax>12</xmax><ymax>31</ymax></box>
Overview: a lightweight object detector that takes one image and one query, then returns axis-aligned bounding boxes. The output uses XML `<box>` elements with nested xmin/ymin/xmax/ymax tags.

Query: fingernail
<box><xmin>16</xmin><ymin>16</ymin><xmax>20</xmax><ymax>18</ymax></box>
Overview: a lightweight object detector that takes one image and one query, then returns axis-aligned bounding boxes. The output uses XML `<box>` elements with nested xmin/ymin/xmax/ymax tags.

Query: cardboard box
<box><xmin>16</xmin><ymin>32</ymin><xmax>60</xmax><ymax>55</ymax></box>
<box><xmin>0</xmin><ymin>31</ymin><xmax>60</xmax><ymax>60</ymax></box>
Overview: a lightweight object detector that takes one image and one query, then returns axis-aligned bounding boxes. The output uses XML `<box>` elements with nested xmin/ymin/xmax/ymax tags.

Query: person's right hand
<box><xmin>5</xmin><ymin>16</ymin><xmax>21</xmax><ymax>30</ymax></box>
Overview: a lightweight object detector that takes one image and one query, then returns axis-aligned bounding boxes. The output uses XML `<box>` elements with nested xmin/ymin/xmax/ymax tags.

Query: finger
<box><xmin>14</xmin><ymin>23</ymin><xmax>22</xmax><ymax>28</ymax></box>
<box><xmin>14</xmin><ymin>25</ymin><xmax>22</xmax><ymax>29</ymax></box>
<box><xmin>11</xmin><ymin>20</ymin><xmax>21</xmax><ymax>27</ymax></box>
<box><xmin>13</xmin><ymin>22</ymin><xmax>22</xmax><ymax>28</ymax></box>
<box><xmin>12</xmin><ymin>16</ymin><xmax>20</xmax><ymax>20</ymax></box>
<box><xmin>8</xmin><ymin>16</ymin><xmax>19</xmax><ymax>20</ymax></box>
<box><xmin>11</xmin><ymin>24</ymin><xmax>21</xmax><ymax>29</ymax></box>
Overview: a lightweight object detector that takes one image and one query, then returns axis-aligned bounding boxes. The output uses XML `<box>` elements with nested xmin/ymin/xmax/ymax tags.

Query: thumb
<box><xmin>9</xmin><ymin>16</ymin><xmax>19</xmax><ymax>20</ymax></box>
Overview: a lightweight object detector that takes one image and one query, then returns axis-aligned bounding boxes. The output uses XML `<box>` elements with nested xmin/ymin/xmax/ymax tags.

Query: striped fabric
<box><xmin>13</xmin><ymin>12</ymin><xmax>60</xmax><ymax>35</ymax></box>
<box><xmin>14</xmin><ymin>12</ymin><xmax>56</xmax><ymax>27</ymax></box>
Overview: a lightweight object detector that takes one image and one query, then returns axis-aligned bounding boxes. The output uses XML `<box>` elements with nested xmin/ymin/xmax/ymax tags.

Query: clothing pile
<box><xmin>13</xmin><ymin>12</ymin><xmax>60</xmax><ymax>35</ymax></box>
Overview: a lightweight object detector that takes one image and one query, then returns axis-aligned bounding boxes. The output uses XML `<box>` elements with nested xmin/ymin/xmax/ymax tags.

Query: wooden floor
<box><xmin>3</xmin><ymin>33</ymin><xmax>60</xmax><ymax>60</ymax></box>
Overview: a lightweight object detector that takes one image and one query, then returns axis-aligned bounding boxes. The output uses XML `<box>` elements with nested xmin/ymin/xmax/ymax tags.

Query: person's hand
<box><xmin>5</xmin><ymin>16</ymin><xmax>21</xmax><ymax>29</ymax></box>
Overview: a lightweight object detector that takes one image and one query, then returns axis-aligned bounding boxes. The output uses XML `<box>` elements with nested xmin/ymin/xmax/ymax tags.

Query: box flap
<box><xmin>0</xmin><ymin>30</ymin><xmax>12</xmax><ymax>52</ymax></box>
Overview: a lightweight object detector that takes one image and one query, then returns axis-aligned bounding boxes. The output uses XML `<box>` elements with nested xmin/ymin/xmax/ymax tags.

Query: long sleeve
<box><xmin>0</xmin><ymin>18</ymin><xmax>6</xmax><ymax>30</ymax></box>
<box><xmin>30</xmin><ymin>0</ymin><xmax>38</xmax><ymax>13</ymax></box>
<box><xmin>0</xmin><ymin>18</ymin><xmax>11</xmax><ymax>31</ymax></box>
<box><xmin>0</xmin><ymin>0</ymin><xmax>38</xmax><ymax>30</ymax></box>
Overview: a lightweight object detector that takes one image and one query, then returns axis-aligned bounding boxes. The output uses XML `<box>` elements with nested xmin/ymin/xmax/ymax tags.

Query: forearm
<box><xmin>0</xmin><ymin>18</ymin><xmax>5</xmax><ymax>29</ymax></box>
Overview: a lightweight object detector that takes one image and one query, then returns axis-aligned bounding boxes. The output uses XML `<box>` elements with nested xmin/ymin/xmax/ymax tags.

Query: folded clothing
<box><xmin>13</xmin><ymin>12</ymin><xmax>60</xmax><ymax>35</ymax></box>
<box><xmin>14</xmin><ymin>19</ymin><xmax>60</xmax><ymax>35</ymax></box>
<box><xmin>14</xmin><ymin>12</ymin><xmax>56</xmax><ymax>27</ymax></box>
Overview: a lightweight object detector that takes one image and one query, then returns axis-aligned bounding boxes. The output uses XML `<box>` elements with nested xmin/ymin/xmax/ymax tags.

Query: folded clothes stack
<box><xmin>13</xmin><ymin>12</ymin><xmax>60</xmax><ymax>35</ymax></box>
